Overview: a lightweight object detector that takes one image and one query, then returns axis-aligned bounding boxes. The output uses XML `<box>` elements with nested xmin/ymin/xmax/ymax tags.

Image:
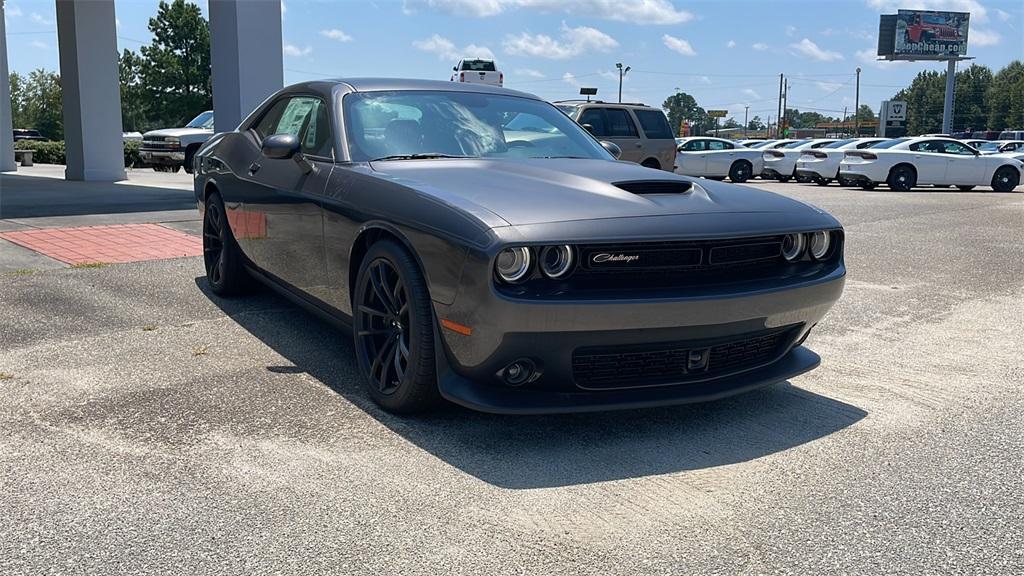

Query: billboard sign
<box><xmin>707</xmin><ymin>110</ymin><xmax>728</xmax><ymax>118</ymax></box>
<box><xmin>893</xmin><ymin>10</ymin><xmax>969</xmax><ymax>58</ymax></box>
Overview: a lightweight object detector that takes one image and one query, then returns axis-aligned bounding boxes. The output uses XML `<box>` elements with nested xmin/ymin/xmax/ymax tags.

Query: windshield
<box><xmin>186</xmin><ymin>111</ymin><xmax>215</xmax><ymax>129</ymax></box>
<box><xmin>870</xmin><ymin>138</ymin><xmax>910</xmax><ymax>149</ymax></box>
<box><xmin>747</xmin><ymin>140</ymin><xmax>776</xmax><ymax>148</ymax></box>
<box><xmin>460</xmin><ymin>59</ymin><xmax>496</xmax><ymax>72</ymax></box>
<box><xmin>783</xmin><ymin>140</ymin><xmax>808</xmax><ymax>149</ymax></box>
<box><xmin>825</xmin><ymin>139</ymin><xmax>856</xmax><ymax>148</ymax></box>
<box><xmin>344</xmin><ymin>91</ymin><xmax>612</xmax><ymax>162</ymax></box>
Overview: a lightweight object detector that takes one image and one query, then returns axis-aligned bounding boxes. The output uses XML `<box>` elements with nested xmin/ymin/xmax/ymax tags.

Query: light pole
<box><xmin>854</xmin><ymin>67</ymin><xmax>861</xmax><ymax>136</ymax></box>
<box><xmin>744</xmin><ymin>106</ymin><xmax>749</xmax><ymax>139</ymax></box>
<box><xmin>616</xmin><ymin>62</ymin><xmax>630</xmax><ymax>103</ymax></box>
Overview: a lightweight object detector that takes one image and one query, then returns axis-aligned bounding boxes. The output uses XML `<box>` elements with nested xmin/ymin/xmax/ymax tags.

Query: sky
<box><xmin>4</xmin><ymin>0</ymin><xmax>1022</xmax><ymax>124</ymax></box>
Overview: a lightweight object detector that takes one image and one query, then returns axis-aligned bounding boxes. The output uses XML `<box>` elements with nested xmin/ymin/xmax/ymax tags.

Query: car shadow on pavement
<box><xmin>197</xmin><ymin>278</ymin><xmax>867</xmax><ymax>490</ymax></box>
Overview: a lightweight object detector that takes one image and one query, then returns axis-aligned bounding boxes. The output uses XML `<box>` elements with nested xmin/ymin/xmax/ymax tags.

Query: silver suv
<box><xmin>556</xmin><ymin>101</ymin><xmax>676</xmax><ymax>171</ymax></box>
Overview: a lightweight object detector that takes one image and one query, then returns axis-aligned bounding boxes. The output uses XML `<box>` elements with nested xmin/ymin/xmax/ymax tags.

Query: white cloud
<box><xmin>969</xmin><ymin>27</ymin><xmax>1001</xmax><ymax>46</ymax></box>
<box><xmin>283</xmin><ymin>43</ymin><xmax>313</xmax><ymax>57</ymax></box>
<box><xmin>995</xmin><ymin>9</ymin><xmax>1010</xmax><ymax>22</ymax></box>
<box><xmin>7</xmin><ymin>5</ymin><xmax>24</xmax><ymax>17</ymax></box>
<box><xmin>598</xmin><ymin>69</ymin><xmax>618</xmax><ymax>81</ymax></box>
<box><xmin>742</xmin><ymin>88</ymin><xmax>761</xmax><ymax>100</ymax></box>
<box><xmin>865</xmin><ymin>0</ymin><xmax>990</xmax><ymax>24</ymax></box>
<box><xmin>562</xmin><ymin>72</ymin><xmax>580</xmax><ymax>86</ymax></box>
<box><xmin>30</xmin><ymin>12</ymin><xmax>52</xmax><ymax>25</ymax></box>
<box><xmin>30</xmin><ymin>40</ymin><xmax>48</xmax><ymax>50</ymax></box>
<box><xmin>413</xmin><ymin>34</ymin><xmax>494</xmax><ymax>60</ymax></box>
<box><xmin>752</xmin><ymin>42</ymin><xmax>769</xmax><ymax>51</ymax></box>
<box><xmin>699</xmin><ymin>76</ymin><xmax>711</xmax><ymax>84</ymax></box>
<box><xmin>320</xmin><ymin>29</ymin><xmax>353</xmax><ymax>42</ymax></box>
<box><xmin>504</xmin><ymin>23</ymin><xmax>618</xmax><ymax>59</ymax></box>
<box><xmin>410</xmin><ymin>0</ymin><xmax>692</xmax><ymax>25</ymax></box>
<box><xmin>662</xmin><ymin>34</ymin><xmax>696</xmax><ymax>56</ymax></box>
<box><xmin>515</xmin><ymin>68</ymin><xmax>545</xmax><ymax>78</ymax></box>
<box><xmin>785</xmin><ymin>25</ymin><xmax>797</xmax><ymax>37</ymax></box>
<box><xmin>815</xmin><ymin>81</ymin><xmax>843</xmax><ymax>92</ymax></box>
<box><xmin>726</xmin><ymin>40</ymin><xmax>736</xmax><ymax>48</ymax></box>
<box><xmin>856</xmin><ymin>47</ymin><xmax>903</xmax><ymax>69</ymax></box>
<box><xmin>790</xmin><ymin>38</ymin><xmax>844</xmax><ymax>61</ymax></box>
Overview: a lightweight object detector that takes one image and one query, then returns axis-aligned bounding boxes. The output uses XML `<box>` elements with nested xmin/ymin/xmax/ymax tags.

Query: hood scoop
<box><xmin>613</xmin><ymin>180</ymin><xmax>693</xmax><ymax>195</ymax></box>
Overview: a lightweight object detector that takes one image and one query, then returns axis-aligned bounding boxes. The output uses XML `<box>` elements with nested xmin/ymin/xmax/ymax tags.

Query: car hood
<box><xmin>143</xmin><ymin>127</ymin><xmax>212</xmax><ymax>138</ymax></box>
<box><xmin>370</xmin><ymin>158</ymin><xmax>827</xmax><ymax>226</ymax></box>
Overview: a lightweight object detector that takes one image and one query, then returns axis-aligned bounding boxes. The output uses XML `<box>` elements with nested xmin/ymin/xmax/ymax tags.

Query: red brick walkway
<box><xmin>0</xmin><ymin>224</ymin><xmax>203</xmax><ymax>265</ymax></box>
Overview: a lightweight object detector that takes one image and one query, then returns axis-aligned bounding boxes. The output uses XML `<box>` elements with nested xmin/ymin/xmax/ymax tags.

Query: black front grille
<box><xmin>574</xmin><ymin>237</ymin><xmax>783</xmax><ymax>280</ymax></box>
<box><xmin>572</xmin><ymin>326</ymin><xmax>798</xmax><ymax>389</ymax></box>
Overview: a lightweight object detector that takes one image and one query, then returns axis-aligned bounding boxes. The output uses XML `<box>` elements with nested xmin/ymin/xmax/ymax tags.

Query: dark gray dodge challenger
<box><xmin>194</xmin><ymin>78</ymin><xmax>845</xmax><ymax>414</ymax></box>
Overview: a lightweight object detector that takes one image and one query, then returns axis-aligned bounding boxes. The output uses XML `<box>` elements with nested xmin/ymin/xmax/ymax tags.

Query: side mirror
<box><xmin>581</xmin><ymin>123</ymin><xmax>595</xmax><ymax>135</ymax></box>
<box><xmin>600</xmin><ymin>140</ymin><xmax>622</xmax><ymax>159</ymax></box>
<box><xmin>453</xmin><ymin>66</ymin><xmax>458</xmax><ymax>72</ymax></box>
<box><xmin>262</xmin><ymin>133</ymin><xmax>300</xmax><ymax>159</ymax></box>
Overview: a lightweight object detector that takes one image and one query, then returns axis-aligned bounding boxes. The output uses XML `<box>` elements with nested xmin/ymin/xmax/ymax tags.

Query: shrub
<box><xmin>13</xmin><ymin>139</ymin><xmax>144</xmax><ymax>168</ymax></box>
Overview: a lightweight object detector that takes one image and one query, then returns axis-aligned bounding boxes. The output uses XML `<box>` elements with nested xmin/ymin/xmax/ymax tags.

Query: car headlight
<box><xmin>495</xmin><ymin>247</ymin><xmax>532</xmax><ymax>283</ymax></box>
<box><xmin>781</xmin><ymin>233</ymin><xmax>805</xmax><ymax>262</ymax></box>
<box><xmin>539</xmin><ymin>245</ymin><xmax>574</xmax><ymax>279</ymax></box>
<box><xmin>166</xmin><ymin>137</ymin><xmax>181</xmax><ymax>146</ymax></box>
<box><xmin>809</xmin><ymin>231</ymin><xmax>832</xmax><ymax>260</ymax></box>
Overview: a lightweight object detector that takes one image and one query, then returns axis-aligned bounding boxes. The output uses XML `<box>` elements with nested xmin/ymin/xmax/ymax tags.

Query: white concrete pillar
<box><xmin>1</xmin><ymin>1</ymin><xmax>17</xmax><ymax>172</ymax></box>
<box><xmin>209</xmin><ymin>0</ymin><xmax>283</xmax><ymax>134</ymax></box>
<box><xmin>55</xmin><ymin>0</ymin><xmax>125</xmax><ymax>181</ymax></box>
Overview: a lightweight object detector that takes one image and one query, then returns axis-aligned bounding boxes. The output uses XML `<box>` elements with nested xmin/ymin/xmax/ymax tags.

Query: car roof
<box><xmin>280</xmin><ymin>78</ymin><xmax>539</xmax><ymax>100</ymax></box>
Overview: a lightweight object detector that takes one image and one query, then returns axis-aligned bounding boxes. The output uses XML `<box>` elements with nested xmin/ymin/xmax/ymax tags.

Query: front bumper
<box><xmin>432</xmin><ymin>264</ymin><xmax>845</xmax><ymax>414</ymax></box>
<box><xmin>140</xmin><ymin>149</ymin><xmax>186</xmax><ymax>164</ymax></box>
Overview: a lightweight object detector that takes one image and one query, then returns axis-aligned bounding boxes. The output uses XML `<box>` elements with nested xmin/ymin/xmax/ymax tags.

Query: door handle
<box><xmin>248</xmin><ymin>161</ymin><xmax>262</xmax><ymax>175</ymax></box>
<box><xmin>635</xmin><ymin>143</ymin><xmax>643</xmax><ymax>148</ymax></box>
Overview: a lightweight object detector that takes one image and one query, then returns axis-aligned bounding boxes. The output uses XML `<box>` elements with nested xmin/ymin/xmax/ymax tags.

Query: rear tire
<box><xmin>353</xmin><ymin>239</ymin><xmax>441</xmax><ymax>414</ymax></box>
<box><xmin>859</xmin><ymin>182</ymin><xmax>877</xmax><ymax>190</ymax></box>
<box><xmin>728</xmin><ymin>160</ymin><xmax>753</xmax><ymax>183</ymax></box>
<box><xmin>777</xmin><ymin>175</ymin><xmax>791</xmax><ymax>183</ymax></box>
<box><xmin>815</xmin><ymin>177</ymin><xmax>831</xmax><ymax>186</ymax></box>
<box><xmin>203</xmin><ymin>193</ymin><xmax>248</xmax><ymax>296</ymax></box>
<box><xmin>640</xmin><ymin>158</ymin><xmax>661</xmax><ymax>170</ymax></box>
<box><xmin>991</xmin><ymin>166</ymin><xmax>1020</xmax><ymax>192</ymax></box>
<box><xmin>887</xmin><ymin>165</ymin><xmax>916</xmax><ymax>192</ymax></box>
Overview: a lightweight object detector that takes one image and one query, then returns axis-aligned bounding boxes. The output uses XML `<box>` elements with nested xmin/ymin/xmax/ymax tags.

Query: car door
<box><xmin>674</xmin><ymin>139</ymin><xmax>707</xmax><ymax>175</ymax></box>
<box><xmin>603</xmin><ymin>108</ymin><xmax>644</xmax><ymax>163</ymax></box>
<box><xmin>705</xmin><ymin>139</ymin><xmax>735</xmax><ymax>176</ymax></box>
<box><xmin>940</xmin><ymin>140</ymin><xmax>986</xmax><ymax>185</ymax></box>
<box><xmin>907</xmin><ymin>140</ymin><xmax>948</xmax><ymax>183</ymax></box>
<box><xmin>238</xmin><ymin>95</ymin><xmax>333</xmax><ymax>295</ymax></box>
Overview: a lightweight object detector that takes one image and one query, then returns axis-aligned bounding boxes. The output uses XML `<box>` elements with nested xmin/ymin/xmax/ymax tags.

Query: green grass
<box><xmin>70</xmin><ymin>262</ymin><xmax>108</xmax><ymax>269</ymax></box>
<box><xmin>6</xmin><ymin>269</ymin><xmax>37</xmax><ymax>276</ymax></box>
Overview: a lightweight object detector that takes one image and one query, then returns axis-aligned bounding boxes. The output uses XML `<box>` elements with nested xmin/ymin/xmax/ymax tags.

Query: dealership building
<box><xmin>0</xmin><ymin>0</ymin><xmax>285</xmax><ymax>180</ymax></box>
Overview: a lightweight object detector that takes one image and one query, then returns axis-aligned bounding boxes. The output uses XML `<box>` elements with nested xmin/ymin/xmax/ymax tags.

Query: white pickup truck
<box><xmin>139</xmin><ymin>111</ymin><xmax>215</xmax><ymax>173</ymax></box>
<box><xmin>674</xmin><ymin>137</ymin><xmax>765</xmax><ymax>183</ymax></box>
<box><xmin>451</xmin><ymin>59</ymin><xmax>503</xmax><ymax>87</ymax></box>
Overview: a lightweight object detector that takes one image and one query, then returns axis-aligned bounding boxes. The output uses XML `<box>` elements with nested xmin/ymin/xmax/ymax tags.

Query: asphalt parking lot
<box><xmin>2</xmin><ymin>177</ymin><xmax>1022</xmax><ymax>575</ymax></box>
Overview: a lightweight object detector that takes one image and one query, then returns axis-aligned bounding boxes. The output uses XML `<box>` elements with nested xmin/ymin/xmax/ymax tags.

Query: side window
<box><xmin>301</xmin><ymin>99</ymin><xmax>334</xmax><ymax>158</ymax></box>
<box><xmin>253</xmin><ymin>99</ymin><xmax>289</xmax><ymax>140</ymax></box>
<box><xmin>810</xmin><ymin>141</ymin><xmax>832</xmax><ymax>149</ymax></box>
<box><xmin>578</xmin><ymin>108</ymin><xmax>608</xmax><ymax>137</ymax></box>
<box><xmin>633</xmin><ymin>109</ymin><xmax>674</xmax><ymax>139</ymax></box>
<box><xmin>856</xmin><ymin>141</ymin><xmax>878</xmax><ymax>149</ymax></box>
<box><xmin>605</xmin><ymin>108</ymin><xmax>638</xmax><ymax>138</ymax></box>
<box><xmin>707</xmin><ymin>140</ymin><xmax>727</xmax><ymax>151</ymax></box>
<box><xmin>682</xmin><ymin>140</ymin><xmax>705</xmax><ymax>152</ymax></box>
<box><xmin>942</xmin><ymin>141</ymin><xmax>973</xmax><ymax>155</ymax></box>
<box><xmin>910</xmin><ymin>140</ymin><xmax>941</xmax><ymax>152</ymax></box>
<box><xmin>275</xmin><ymin>97</ymin><xmax>317</xmax><ymax>137</ymax></box>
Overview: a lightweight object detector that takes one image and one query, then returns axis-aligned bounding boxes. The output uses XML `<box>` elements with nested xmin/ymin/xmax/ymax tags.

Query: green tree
<box><xmin>747</xmin><ymin>115</ymin><xmax>765</xmax><ymax>131</ymax></box>
<box><xmin>119</xmin><ymin>49</ymin><xmax>148</xmax><ymax>132</ymax></box>
<box><xmin>856</xmin><ymin>104</ymin><xmax>875</xmax><ymax>122</ymax></box>
<box><xmin>892</xmin><ymin>70</ymin><xmax>945</xmax><ymax>135</ymax></box>
<box><xmin>12</xmin><ymin>69</ymin><xmax>64</xmax><ymax>140</ymax></box>
<box><xmin>139</xmin><ymin>0</ymin><xmax>212</xmax><ymax>127</ymax></box>
<box><xmin>8</xmin><ymin>72</ymin><xmax>29</xmax><ymax>129</ymax></box>
<box><xmin>722</xmin><ymin>117</ymin><xmax>740</xmax><ymax>129</ymax></box>
<box><xmin>662</xmin><ymin>91</ymin><xmax>710</xmax><ymax>136</ymax></box>
<box><xmin>987</xmin><ymin>60</ymin><xmax>1024</xmax><ymax>131</ymax></box>
<box><xmin>952</xmin><ymin>64</ymin><xmax>992</xmax><ymax>132</ymax></box>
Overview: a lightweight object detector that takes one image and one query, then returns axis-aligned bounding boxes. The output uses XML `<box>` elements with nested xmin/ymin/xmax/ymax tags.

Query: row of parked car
<box><xmin>671</xmin><ymin>135</ymin><xmax>1024</xmax><ymax>192</ymax></box>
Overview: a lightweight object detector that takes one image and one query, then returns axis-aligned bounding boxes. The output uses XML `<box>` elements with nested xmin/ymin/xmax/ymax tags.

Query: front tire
<box><xmin>203</xmin><ymin>193</ymin><xmax>248</xmax><ymax>296</ymax></box>
<box><xmin>859</xmin><ymin>182</ymin><xmax>877</xmax><ymax>190</ymax></box>
<box><xmin>728</xmin><ymin>160</ymin><xmax>752</xmax><ymax>183</ymax></box>
<box><xmin>957</xmin><ymin>185</ymin><xmax>976</xmax><ymax>191</ymax></box>
<box><xmin>353</xmin><ymin>240</ymin><xmax>440</xmax><ymax>414</ymax></box>
<box><xmin>815</xmin><ymin>177</ymin><xmax>831</xmax><ymax>186</ymax></box>
<box><xmin>887</xmin><ymin>165</ymin><xmax>916</xmax><ymax>192</ymax></box>
<box><xmin>991</xmin><ymin>166</ymin><xmax>1020</xmax><ymax>192</ymax></box>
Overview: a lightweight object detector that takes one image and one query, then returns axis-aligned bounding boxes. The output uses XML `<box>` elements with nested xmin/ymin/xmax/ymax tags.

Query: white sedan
<box><xmin>838</xmin><ymin>137</ymin><xmax>1023</xmax><ymax>192</ymax></box>
<box><xmin>674</xmin><ymin>137</ymin><xmax>764</xmax><ymax>183</ymax></box>
<box><xmin>976</xmin><ymin>140</ymin><xmax>1024</xmax><ymax>155</ymax></box>
<box><xmin>795</xmin><ymin>137</ymin><xmax>887</xmax><ymax>186</ymax></box>
<box><xmin>762</xmin><ymin>139</ymin><xmax>835</xmax><ymax>182</ymax></box>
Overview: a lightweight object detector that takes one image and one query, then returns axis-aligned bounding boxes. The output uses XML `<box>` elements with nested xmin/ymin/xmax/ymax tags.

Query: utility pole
<box><xmin>776</xmin><ymin>73</ymin><xmax>784</xmax><ymax>138</ymax></box>
<box><xmin>854</xmin><ymin>66</ymin><xmax>861</xmax><ymax>136</ymax></box>
<box><xmin>843</xmin><ymin>106</ymin><xmax>848</xmax><ymax>137</ymax></box>
<box><xmin>616</xmin><ymin>62</ymin><xmax>631</xmax><ymax>104</ymax></box>
<box><xmin>942</xmin><ymin>59</ymin><xmax>955</xmax><ymax>134</ymax></box>
<box><xmin>782</xmin><ymin>80</ymin><xmax>789</xmax><ymax>137</ymax></box>
<box><xmin>744</xmin><ymin>106</ymin><xmax>749</xmax><ymax>139</ymax></box>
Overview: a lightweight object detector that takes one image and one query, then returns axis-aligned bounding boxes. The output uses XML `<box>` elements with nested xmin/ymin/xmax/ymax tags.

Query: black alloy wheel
<box><xmin>888</xmin><ymin>165</ymin><xmax>916</xmax><ymax>192</ymax></box>
<box><xmin>777</xmin><ymin>175</ymin><xmax>792</xmax><ymax>183</ymax></box>
<box><xmin>991</xmin><ymin>166</ymin><xmax>1020</xmax><ymax>192</ymax></box>
<box><xmin>815</xmin><ymin>177</ymin><xmax>831</xmax><ymax>186</ymax></box>
<box><xmin>354</xmin><ymin>240</ymin><xmax>440</xmax><ymax>413</ymax></box>
<box><xmin>202</xmin><ymin>193</ymin><xmax>246</xmax><ymax>295</ymax></box>
<box><xmin>729</xmin><ymin>161</ymin><xmax>752</xmax><ymax>183</ymax></box>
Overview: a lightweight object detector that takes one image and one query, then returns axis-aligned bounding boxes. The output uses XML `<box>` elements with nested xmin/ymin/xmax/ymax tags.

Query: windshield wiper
<box><xmin>370</xmin><ymin>153</ymin><xmax>477</xmax><ymax>161</ymax></box>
